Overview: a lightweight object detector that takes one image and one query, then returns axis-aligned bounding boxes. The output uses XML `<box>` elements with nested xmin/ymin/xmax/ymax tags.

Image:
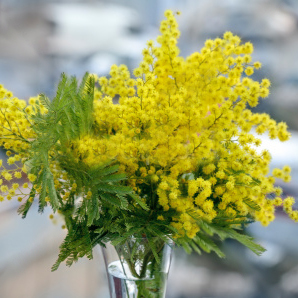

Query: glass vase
<box><xmin>101</xmin><ymin>237</ymin><xmax>173</xmax><ymax>298</ymax></box>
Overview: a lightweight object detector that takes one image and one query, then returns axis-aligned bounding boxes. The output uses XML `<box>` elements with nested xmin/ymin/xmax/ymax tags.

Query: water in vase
<box><xmin>107</xmin><ymin>260</ymin><xmax>167</xmax><ymax>298</ymax></box>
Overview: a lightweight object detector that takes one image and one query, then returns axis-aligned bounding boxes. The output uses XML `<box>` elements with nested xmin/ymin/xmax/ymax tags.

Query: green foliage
<box><xmin>12</xmin><ymin>73</ymin><xmax>153</xmax><ymax>270</ymax></box>
<box><xmin>19</xmin><ymin>73</ymin><xmax>95</xmax><ymax>213</ymax></box>
<box><xmin>193</xmin><ymin>233</ymin><xmax>225</xmax><ymax>258</ymax></box>
<box><xmin>51</xmin><ymin>218</ymin><xmax>93</xmax><ymax>271</ymax></box>
<box><xmin>174</xmin><ymin>208</ymin><xmax>265</xmax><ymax>258</ymax></box>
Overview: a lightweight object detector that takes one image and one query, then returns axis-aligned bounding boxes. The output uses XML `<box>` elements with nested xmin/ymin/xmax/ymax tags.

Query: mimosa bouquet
<box><xmin>0</xmin><ymin>9</ymin><xmax>296</xmax><ymax>287</ymax></box>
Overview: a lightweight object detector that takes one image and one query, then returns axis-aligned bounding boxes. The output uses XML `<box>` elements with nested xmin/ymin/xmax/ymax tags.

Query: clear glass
<box><xmin>101</xmin><ymin>237</ymin><xmax>173</xmax><ymax>298</ymax></box>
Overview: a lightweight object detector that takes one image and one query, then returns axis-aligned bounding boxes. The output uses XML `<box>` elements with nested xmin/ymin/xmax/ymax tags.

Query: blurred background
<box><xmin>1</xmin><ymin>0</ymin><xmax>298</xmax><ymax>297</ymax></box>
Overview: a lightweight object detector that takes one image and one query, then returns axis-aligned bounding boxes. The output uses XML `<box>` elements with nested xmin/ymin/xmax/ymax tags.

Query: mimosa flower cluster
<box><xmin>0</xmin><ymin>10</ymin><xmax>296</xmax><ymax>246</ymax></box>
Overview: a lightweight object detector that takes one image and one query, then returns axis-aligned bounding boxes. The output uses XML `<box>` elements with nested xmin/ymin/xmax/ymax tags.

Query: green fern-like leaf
<box><xmin>100</xmin><ymin>192</ymin><xmax>122</xmax><ymax>208</ymax></box>
<box><xmin>198</xmin><ymin>220</ymin><xmax>265</xmax><ymax>256</ymax></box>
<box><xmin>129</xmin><ymin>193</ymin><xmax>150</xmax><ymax>211</ymax></box>
<box><xmin>86</xmin><ymin>192</ymin><xmax>100</xmax><ymax>226</ymax></box>
<box><xmin>52</xmin><ymin>221</ymin><xmax>93</xmax><ymax>271</ymax></box>
<box><xmin>193</xmin><ymin>233</ymin><xmax>225</xmax><ymax>258</ymax></box>
<box><xmin>97</xmin><ymin>183</ymin><xmax>133</xmax><ymax>195</ymax></box>
<box><xmin>217</xmin><ymin>227</ymin><xmax>266</xmax><ymax>256</ymax></box>
<box><xmin>17</xmin><ymin>187</ymin><xmax>36</xmax><ymax>218</ymax></box>
<box><xmin>243</xmin><ymin>197</ymin><xmax>261</xmax><ymax>211</ymax></box>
